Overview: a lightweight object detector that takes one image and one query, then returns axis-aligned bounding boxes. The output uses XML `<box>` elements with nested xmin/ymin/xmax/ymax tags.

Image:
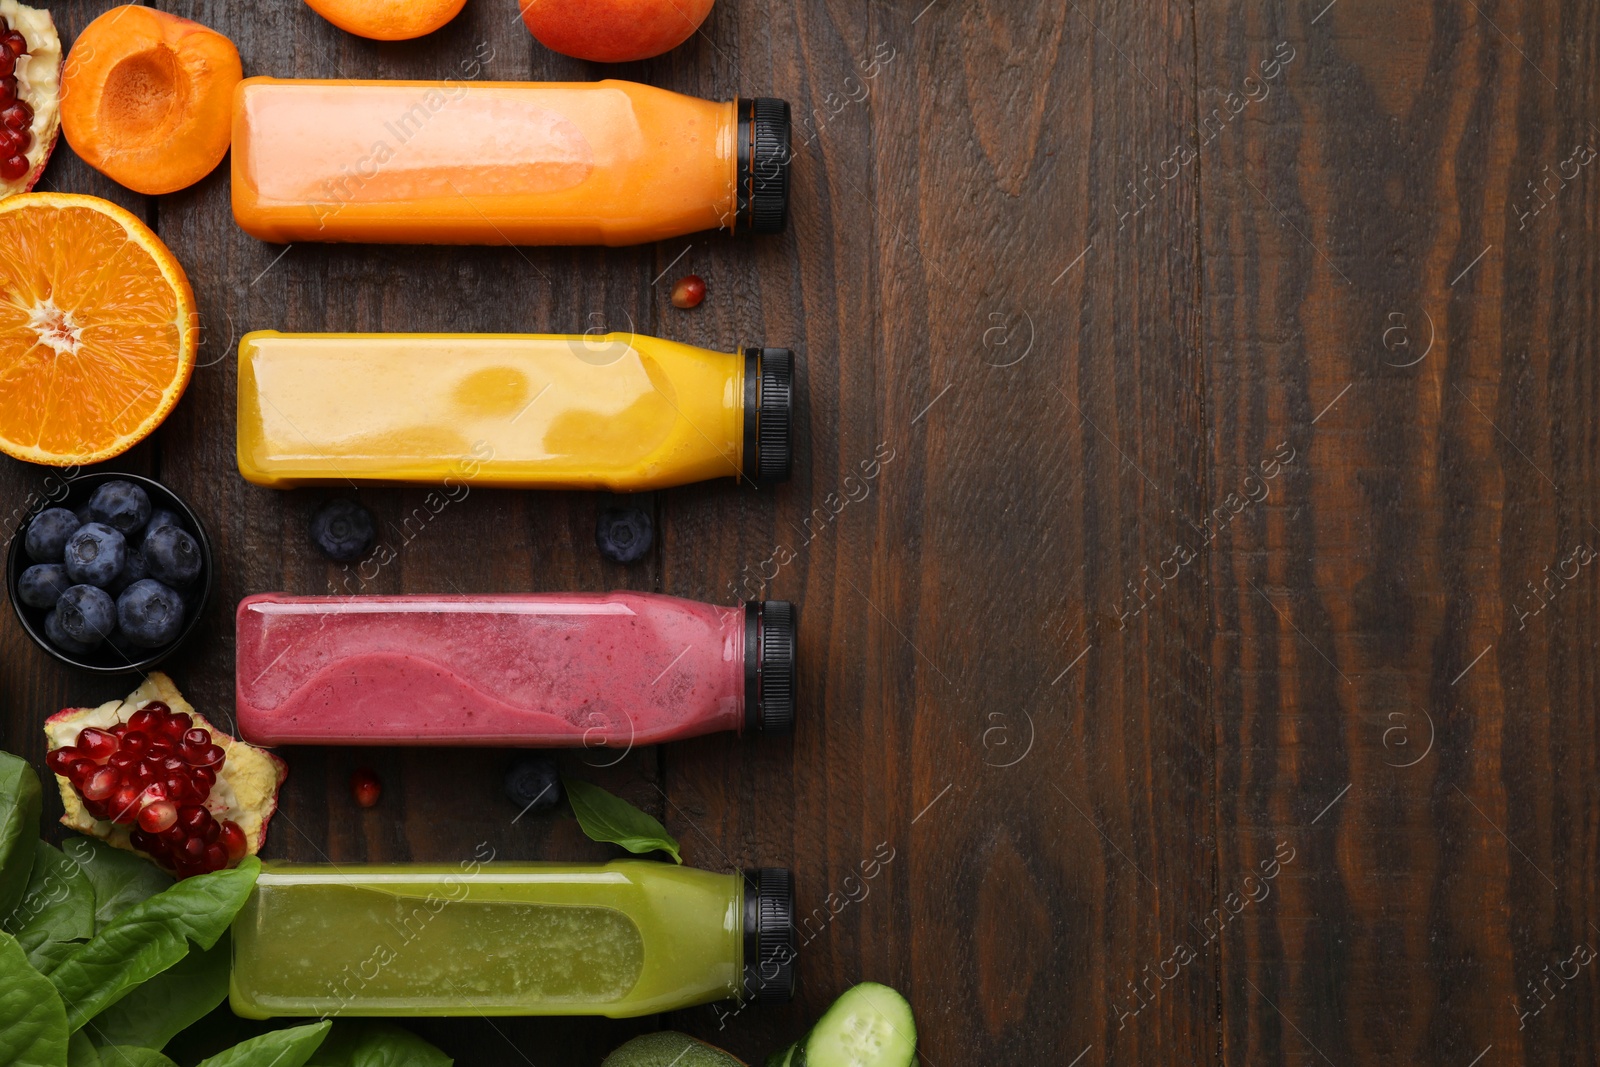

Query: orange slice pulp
<box><xmin>0</xmin><ymin>192</ymin><xmax>196</xmax><ymax>465</ymax></box>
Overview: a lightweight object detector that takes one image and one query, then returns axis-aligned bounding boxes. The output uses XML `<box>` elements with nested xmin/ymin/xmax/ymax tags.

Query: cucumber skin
<box><xmin>796</xmin><ymin>982</ymin><xmax>917</xmax><ymax>1067</ymax></box>
<box><xmin>763</xmin><ymin>1045</ymin><xmax>798</xmax><ymax>1067</ymax></box>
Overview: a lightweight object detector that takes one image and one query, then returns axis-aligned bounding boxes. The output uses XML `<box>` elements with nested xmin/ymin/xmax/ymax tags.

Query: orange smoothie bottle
<box><xmin>230</xmin><ymin>77</ymin><xmax>790</xmax><ymax>246</ymax></box>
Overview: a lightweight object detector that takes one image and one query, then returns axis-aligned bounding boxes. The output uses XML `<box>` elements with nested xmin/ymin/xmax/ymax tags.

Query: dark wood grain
<box><xmin>1</xmin><ymin>0</ymin><xmax>1596</xmax><ymax>1064</ymax></box>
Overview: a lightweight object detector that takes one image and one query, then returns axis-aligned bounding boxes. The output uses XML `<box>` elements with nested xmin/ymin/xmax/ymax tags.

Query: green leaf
<box><xmin>102</xmin><ymin>1050</ymin><xmax>179</xmax><ymax>1067</ymax></box>
<box><xmin>6</xmin><ymin>841</ymin><xmax>95</xmax><ymax>973</ymax></box>
<box><xmin>0</xmin><ymin>751</ymin><xmax>42</xmax><ymax>921</ymax></box>
<box><xmin>87</xmin><ymin>936</ymin><xmax>231</xmax><ymax>1050</ymax></box>
<box><xmin>67</xmin><ymin>1030</ymin><xmax>100</xmax><ymax>1066</ymax></box>
<box><xmin>563</xmin><ymin>777</ymin><xmax>682</xmax><ymax>863</ymax></box>
<box><xmin>307</xmin><ymin>1021</ymin><xmax>453</xmax><ymax>1067</ymax></box>
<box><xmin>50</xmin><ymin>857</ymin><xmax>259</xmax><ymax>1031</ymax></box>
<box><xmin>197</xmin><ymin>1021</ymin><xmax>332</xmax><ymax>1067</ymax></box>
<box><xmin>0</xmin><ymin>930</ymin><xmax>69</xmax><ymax>1066</ymax></box>
<box><xmin>61</xmin><ymin>837</ymin><xmax>173</xmax><ymax>931</ymax></box>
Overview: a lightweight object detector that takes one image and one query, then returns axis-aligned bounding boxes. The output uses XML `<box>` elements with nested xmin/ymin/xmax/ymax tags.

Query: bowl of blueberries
<box><xmin>6</xmin><ymin>473</ymin><xmax>214</xmax><ymax>673</ymax></box>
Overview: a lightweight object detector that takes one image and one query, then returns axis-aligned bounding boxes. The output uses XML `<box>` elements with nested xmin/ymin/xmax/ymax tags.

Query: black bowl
<box><xmin>6</xmin><ymin>472</ymin><xmax>214</xmax><ymax>674</ymax></box>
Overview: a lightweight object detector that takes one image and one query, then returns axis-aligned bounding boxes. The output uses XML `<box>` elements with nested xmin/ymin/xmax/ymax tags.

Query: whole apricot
<box><xmin>301</xmin><ymin>0</ymin><xmax>468</xmax><ymax>42</ymax></box>
<box><xmin>519</xmin><ymin>0</ymin><xmax>715</xmax><ymax>63</ymax></box>
<box><xmin>60</xmin><ymin>6</ymin><xmax>241</xmax><ymax>196</ymax></box>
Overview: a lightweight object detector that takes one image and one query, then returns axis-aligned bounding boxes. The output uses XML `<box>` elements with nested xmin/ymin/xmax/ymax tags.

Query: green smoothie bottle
<box><xmin>228</xmin><ymin>860</ymin><xmax>795</xmax><ymax>1018</ymax></box>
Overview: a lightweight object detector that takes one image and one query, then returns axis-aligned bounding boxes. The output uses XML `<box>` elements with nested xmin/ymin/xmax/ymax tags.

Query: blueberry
<box><xmin>63</xmin><ymin>523</ymin><xmax>126</xmax><ymax>587</ymax></box>
<box><xmin>44</xmin><ymin>610</ymin><xmax>98</xmax><ymax>656</ymax></box>
<box><xmin>24</xmin><ymin>508</ymin><xmax>79</xmax><ymax>563</ymax></box>
<box><xmin>17</xmin><ymin>564</ymin><xmax>71</xmax><ymax>609</ymax></box>
<box><xmin>143</xmin><ymin>525</ymin><xmax>202</xmax><ymax>587</ymax></box>
<box><xmin>56</xmin><ymin>585</ymin><xmax>117</xmax><ymax>645</ymax></box>
<box><xmin>116</xmin><ymin>579</ymin><xmax>185</xmax><ymax>648</ymax></box>
<box><xmin>595</xmin><ymin>506</ymin><xmax>654</xmax><ymax>564</ymax></box>
<box><xmin>87</xmin><ymin>480</ymin><xmax>151</xmax><ymax>535</ymax></box>
<box><xmin>142</xmin><ymin>508</ymin><xmax>184</xmax><ymax>541</ymax></box>
<box><xmin>310</xmin><ymin>499</ymin><xmax>375</xmax><ymax>562</ymax></box>
<box><xmin>108</xmin><ymin>545</ymin><xmax>149</xmax><ymax>594</ymax></box>
<box><xmin>504</xmin><ymin>755</ymin><xmax>562</xmax><ymax>813</ymax></box>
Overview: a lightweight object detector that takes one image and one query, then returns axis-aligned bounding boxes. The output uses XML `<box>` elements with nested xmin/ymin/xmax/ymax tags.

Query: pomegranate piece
<box><xmin>350</xmin><ymin>767</ymin><xmax>381</xmax><ymax>808</ymax></box>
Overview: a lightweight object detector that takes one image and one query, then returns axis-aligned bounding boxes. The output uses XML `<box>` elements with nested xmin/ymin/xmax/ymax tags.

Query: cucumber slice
<box><xmin>800</xmin><ymin>983</ymin><xmax>916</xmax><ymax>1067</ymax></box>
<box><xmin>763</xmin><ymin>1046</ymin><xmax>798</xmax><ymax>1067</ymax></box>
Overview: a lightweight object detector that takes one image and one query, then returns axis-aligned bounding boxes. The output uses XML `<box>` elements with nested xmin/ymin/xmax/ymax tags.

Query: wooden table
<box><xmin>3</xmin><ymin>1</ymin><xmax>1596</xmax><ymax>1063</ymax></box>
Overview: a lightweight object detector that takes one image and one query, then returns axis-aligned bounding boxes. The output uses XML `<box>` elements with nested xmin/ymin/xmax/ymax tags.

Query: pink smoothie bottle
<box><xmin>234</xmin><ymin>593</ymin><xmax>796</xmax><ymax>747</ymax></box>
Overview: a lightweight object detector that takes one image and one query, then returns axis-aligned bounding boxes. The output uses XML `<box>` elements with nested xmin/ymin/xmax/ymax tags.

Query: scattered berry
<box><xmin>142</xmin><ymin>525</ymin><xmax>202</xmax><ymax>587</ymax></box>
<box><xmin>596</xmin><ymin>506</ymin><xmax>654</xmax><ymax>564</ymax></box>
<box><xmin>17</xmin><ymin>564</ymin><xmax>70</xmax><ymax>609</ymax></box>
<box><xmin>88</xmin><ymin>480</ymin><xmax>152</xmax><ymax>534</ymax></box>
<box><xmin>24</xmin><ymin>508</ymin><xmax>79</xmax><ymax>562</ymax></box>
<box><xmin>310</xmin><ymin>499</ymin><xmax>375</xmax><ymax>562</ymax></box>
<box><xmin>116</xmin><ymin>579</ymin><xmax>185</xmax><ymax>648</ymax></box>
<box><xmin>63</xmin><ymin>523</ymin><xmax>126</xmax><ymax>587</ymax></box>
<box><xmin>350</xmin><ymin>768</ymin><xmax>381</xmax><ymax>808</ymax></box>
<box><xmin>670</xmin><ymin>274</ymin><xmax>706</xmax><ymax>309</ymax></box>
<box><xmin>504</xmin><ymin>755</ymin><xmax>561</xmax><ymax>813</ymax></box>
<box><xmin>43</xmin><ymin>610</ymin><xmax>96</xmax><ymax>656</ymax></box>
<box><xmin>56</xmin><ymin>585</ymin><xmax>116</xmax><ymax>646</ymax></box>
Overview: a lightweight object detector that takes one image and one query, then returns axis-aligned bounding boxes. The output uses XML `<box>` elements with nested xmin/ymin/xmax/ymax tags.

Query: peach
<box><xmin>302</xmin><ymin>0</ymin><xmax>468</xmax><ymax>42</ymax></box>
<box><xmin>519</xmin><ymin>0</ymin><xmax>715</xmax><ymax>63</ymax></box>
<box><xmin>60</xmin><ymin>6</ymin><xmax>240</xmax><ymax>196</ymax></box>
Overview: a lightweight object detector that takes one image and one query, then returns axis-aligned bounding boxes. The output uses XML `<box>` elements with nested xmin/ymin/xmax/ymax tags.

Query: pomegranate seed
<box><xmin>670</xmin><ymin>274</ymin><xmax>706</xmax><ymax>309</ymax></box>
<box><xmin>159</xmin><ymin>822</ymin><xmax>185</xmax><ymax>844</ymax></box>
<box><xmin>196</xmin><ymin>745</ymin><xmax>225</xmax><ymax>769</ymax></box>
<box><xmin>164</xmin><ymin>712</ymin><xmax>192</xmax><ymax>736</ymax></box>
<box><xmin>128</xmin><ymin>707</ymin><xmax>158</xmax><ymax>732</ymax></box>
<box><xmin>142</xmin><ymin>781</ymin><xmax>170</xmax><ymax>804</ymax></box>
<box><xmin>193</xmin><ymin>766</ymin><xmax>217</xmax><ymax>792</ymax></box>
<box><xmin>180</xmin><ymin>836</ymin><xmax>205</xmax><ymax>862</ymax></box>
<box><xmin>164</xmin><ymin>775</ymin><xmax>195</xmax><ymax>804</ymax></box>
<box><xmin>200</xmin><ymin>817</ymin><xmax>220</xmax><ymax>843</ymax></box>
<box><xmin>83</xmin><ymin>799</ymin><xmax>110</xmax><ymax>822</ymax></box>
<box><xmin>350</xmin><ymin>768</ymin><xmax>381</xmax><ymax>808</ymax></box>
<box><xmin>110</xmin><ymin>787</ymin><xmax>142</xmax><ymax>824</ymax></box>
<box><xmin>45</xmin><ymin>747</ymin><xmax>78</xmax><ymax>774</ymax></box>
<box><xmin>65</xmin><ymin>758</ymin><xmax>96</xmax><ymax>786</ymax></box>
<box><xmin>77</xmin><ymin>728</ymin><xmax>118</xmax><ymax>761</ymax></box>
<box><xmin>129</xmin><ymin>828</ymin><xmax>154</xmax><ymax>853</ymax></box>
<box><xmin>109</xmin><ymin>752</ymin><xmax>138</xmax><ymax>773</ymax></box>
<box><xmin>182</xmin><ymin>728</ymin><xmax>209</xmax><ymax>748</ymax></box>
<box><xmin>1</xmin><ymin>102</ymin><xmax>29</xmax><ymax>131</ymax></box>
<box><xmin>147</xmin><ymin>738</ymin><xmax>174</xmax><ymax>759</ymax></box>
<box><xmin>109</xmin><ymin>722</ymin><xmax>127</xmax><ymax>738</ymax></box>
<box><xmin>139</xmin><ymin>801</ymin><xmax>177</xmax><ymax>833</ymax></box>
<box><xmin>120</xmin><ymin>731</ymin><xmax>148</xmax><ymax>756</ymax></box>
<box><xmin>177</xmin><ymin>804</ymin><xmax>208</xmax><ymax>832</ymax></box>
<box><xmin>3</xmin><ymin>31</ymin><xmax>26</xmax><ymax>58</ymax></box>
<box><xmin>203</xmin><ymin>843</ymin><xmax>229</xmax><ymax>871</ymax></box>
<box><xmin>81</xmin><ymin>766</ymin><xmax>118</xmax><ymax>801</ymax></box>
<box><xmin>0</xmin><ymin>49</ymin><xmax>15</xmax><ymax>78</ymax></box>
<box><xmin>218</xmin><ymin>821</ymin><xmax>247</xmax><ymax>861</ymax></box>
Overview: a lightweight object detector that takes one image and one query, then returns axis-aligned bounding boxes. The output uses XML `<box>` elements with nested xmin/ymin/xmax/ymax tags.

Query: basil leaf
<box><xmin>562</xmin><ymin>778</ymin><xmax>682</xmax><ymax>863</ymax></box>
<box><xmin>0</xmin><ymin>752</ymin><xmax>42</xmax><ymax>921</ymax></box>
<box><xmin>50</xmin><ymin>857</ymin><xmax>259</xmax><ymax>1031</ymax></box>
<box><xmin>103</xmin><ymin>1050</ymin><xmax>180</xmax><ymax>1067</ymax></box>
<box><xmin>61</xmin><ymin>837</ymin><xmax>173</xmax><ymax>930</ymax></box>
<box><xmin>198</xmin><ymin>1021</ymin><xmax>332</xmax><ymax>1067</ymax></box>
<box><xmin>6</xmin><ymin>841</ymin><xmax>95</xmax><ymax>973</ymax></box>
<box><xmin>0</xmin><ymin>930</ymin><xmax>68</xmax><ymax>1066</ymax></box>
<box><xmin>68</xmin><ymin>1030</ymin><xmax>100</xmax><ymax>1066</ymax></box>
<box><xmin>308</xmin><ymin>1021</ymin><xmax>453</xmax><ymax>1067</ymax></box>
<box><xmin>87</xmin><ymin>936</ymin><xmax>231</xmax><ymax>1050</ymax></box>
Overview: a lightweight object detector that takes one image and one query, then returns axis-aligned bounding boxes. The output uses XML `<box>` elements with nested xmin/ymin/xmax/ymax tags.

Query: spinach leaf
<box><xmin>61</xmin><ymin>837</ymin><xmax>173</xmax><ymax>931</ymax></box>
<box><xmin>102</xmin><ymin>1050</ymin><xmax>179</xmax><ymax>1067</ymax></box>
<box><xmin>67</xmin><ymin>1030</ymin><xmax>100</xmax><ymax>1066</ymax></box>
<box><xmin>0</xmin><ymin>751</ymin><xmax>41</xmax><ymax>920</ymax></box>
<box><xmin>0</xmin><ymin>929</ymin><xmax>68</xmax><ymax>1066</ymax></box>
<box><xmin>87</xmin><ymin>936</ymin><xmax>231</xmax><ymax>1050</ymax></box>
<box><xmin>308</xmin><ymin>1021</ymin><xmax>453</xmax><ymax>1067</ymax></box>
<box><xmin>563</xmin><ymin>777</ymin><xmax>682</xmax><ymax>863</ymax></box>
<box><xmin>50</xmin><ymin>857</ymin><xmax>259</xmax><ymax>1031</ymax></box>
<box><xmin>7</xmin><ymin>840</ymin><xmax>95</xmax><ymax>973</ymax></box>
<box><xmin>197</xmin><ymin>1021</ymin><xmax>331</xmax><ymax>1067</ymax></box>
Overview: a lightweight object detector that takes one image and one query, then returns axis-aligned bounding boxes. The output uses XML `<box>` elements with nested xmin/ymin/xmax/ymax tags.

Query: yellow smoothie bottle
<box><xmin>235</xmin><ymin>331</ymin><xmax>793</xmax><ymax>491</ymax></box>
<box><xmin>231</xmin><ymin>77</ymin><xmax>791</xmax><ymax>246</ymax></box>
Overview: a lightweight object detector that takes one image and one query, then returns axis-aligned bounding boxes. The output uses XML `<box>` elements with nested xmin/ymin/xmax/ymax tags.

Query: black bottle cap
<box><xmin>743</xmin><ymin>600</ymin><xmax>796</xmax><ymax>735</ymax></box>
<box><xmin>741</xmin><ymin>347</ymin><xmax>793</xmax><ymax>484</ymax></box>
<box><xmin>742</xmin><ymin>867</ymin><xmax>796</xmax><ymax>1003</ymax></box>
<box><xmin>735</xmin><ymin>98</ymin><xmax>791</xmax><ymax>235</ymax></box>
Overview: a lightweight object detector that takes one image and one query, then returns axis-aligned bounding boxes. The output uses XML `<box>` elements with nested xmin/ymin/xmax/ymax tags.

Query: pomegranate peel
<box><xmin>44</xmin><ymin>672</ymin><xmax>285</xmax><ymax>877</ymax></box>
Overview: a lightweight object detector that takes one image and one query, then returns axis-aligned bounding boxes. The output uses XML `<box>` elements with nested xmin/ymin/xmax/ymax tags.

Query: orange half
<box><xmin>0</xmin><ymin>192</ymin><xmax>196</xmax><ymax>465</ymax></box>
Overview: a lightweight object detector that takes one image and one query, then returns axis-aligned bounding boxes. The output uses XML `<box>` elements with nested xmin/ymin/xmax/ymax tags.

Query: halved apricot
<box><xmin>302</xmin><ymin>0</ymin><xmax>468</xmax><ymax>41</ymax></box>
<box><xmin>60</xmin><ymin>6</ymin><xmax>241</xmax><ymax>196</ymax></box>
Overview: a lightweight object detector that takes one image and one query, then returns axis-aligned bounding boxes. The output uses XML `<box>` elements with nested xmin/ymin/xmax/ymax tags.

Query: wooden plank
<box><xmin>1196</xmin><ymin>0</ymin><xmax>1600</xmax><ymax>1063</ymax></box>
